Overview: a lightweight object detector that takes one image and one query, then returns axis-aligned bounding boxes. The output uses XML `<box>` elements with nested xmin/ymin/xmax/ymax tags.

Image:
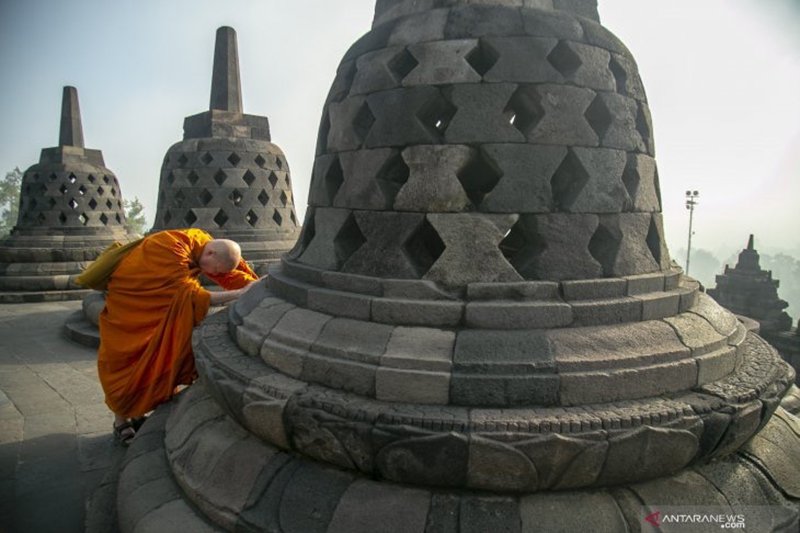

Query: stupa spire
<box><xmin>59</xmin><ymin>86</ymin><xmax>84</xmax><ymax>148</ymax></box>
<box><xmin>747</xmin><ymin>233</ymin><xmax>755</xmax><ymax>250</ymax></box>
<box><xmin>209</xmin><ymin>26</ymin><xmax>243</xmax><ymax>113</ymax></box>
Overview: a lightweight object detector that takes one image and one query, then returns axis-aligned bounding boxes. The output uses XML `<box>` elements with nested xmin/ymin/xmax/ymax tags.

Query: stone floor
<box><xmin>0</xmin><ymin>300</ymin><xmax>122</xmax><ymax>533</ymax></box>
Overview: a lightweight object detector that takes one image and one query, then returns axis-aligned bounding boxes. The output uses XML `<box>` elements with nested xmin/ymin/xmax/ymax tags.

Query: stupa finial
<box><xmin>747</xmin><ymin>234</ymin><xmax>755</xmax><ymax>250</ymax></box>
<box><xmin>209</xmin><ymin>26</ymin><xmax>243</xmax><ymax>113</ymax></box>
<box><xmin>59</xmin><ymin>86</ymin><xmax>84</xmax><ymax>148</ymax></box>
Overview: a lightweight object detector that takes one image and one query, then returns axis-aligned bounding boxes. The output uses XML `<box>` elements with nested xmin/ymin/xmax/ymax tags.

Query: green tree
<box><xmin>0</xmin><ymin>167</ymin><xmax>23</xmax><ymax>237</ymax></box>
<box><xmin>123</xmin><ymin>196</ymin><xmax>147</xmax><ymax>235</ymax></box>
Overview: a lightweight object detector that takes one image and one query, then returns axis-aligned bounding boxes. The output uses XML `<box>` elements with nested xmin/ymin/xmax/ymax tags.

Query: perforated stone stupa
<box><xmin>0</xmin><ymin>86</ymin><xmax>131</xmax><ymax>303</ymax></box>
<box><xmin>151</xmin><ymin>27</ymin><xmax>301</xmax><ymax>272</ymax></box>
<box><xmin>117</xmin><ymin>2</ymin><xmax>800</xmax><ymax>531</ymax></box>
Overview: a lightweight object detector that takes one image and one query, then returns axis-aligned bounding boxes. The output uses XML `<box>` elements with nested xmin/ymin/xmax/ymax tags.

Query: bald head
<box><xmin>199</xmin><ymin>239</ymin><xmax>242</xmax><ymax>275</ymax></box>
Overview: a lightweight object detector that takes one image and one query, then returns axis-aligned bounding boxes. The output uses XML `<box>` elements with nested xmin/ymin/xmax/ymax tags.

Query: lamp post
<box><xmin>685</xmin><ymin>190</ymin><xmax>699</xmax><ymax>275</ymax></box>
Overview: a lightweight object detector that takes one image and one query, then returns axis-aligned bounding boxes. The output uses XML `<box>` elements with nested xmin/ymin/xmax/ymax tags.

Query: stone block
<box><xmin>382</xmin><ymin>278</ymin><xmax>457</xmax><ymax>300</ymax></box>
<box><xmin>297</xmin><ymin>208</ymin><xmax>353</xmax><ymax>270</ymax></box>
<box><xmin>236</xmin><ymin>301</ymin><xmax>294</xmax><ymax>356</ymax></box>
<box><xmin>465</xmin><ymin>300</ymin><xmax>572</xmax><ymax>329</ymax></box>
<box><xmin>321</xmin><ymin>270</ymin><xmax>383</xmax><ymax>296</ymax></box>
<box><xmin>559</xmin><ymin>147</ymin><xmax>627</xmax><ymax>213</ymax></box>
<box><xmin>563</xmin><ymin>41</ymin><xmax>614</xmax><ymax>90</ymax></box>
<box><xmin>480</xmin><ymin>144</ymin><xmax>566</xmax><ymax>213</ymax></box>
<box><xmin>444</xmin><ymin>83</ymin><xmax>526</xmax><ymax>143</ymax></box>
<box><xmin>562</xmin><ymin>278</ymin><xmax>626</xmax><ymax>300</ymax></box>
<box><xmin>696</xmin><ymin>347</ymin><xmax>736</xmax><ymax>385</ymax></box>
<box><xmin>242</xmin><ymin>399</ymin><xmax>291</xmax><ymax>450</ymax></box>
<box><xmin>342</xmin><ymin>211</ymin><xmax>427</xmax><ymax>278</ymax></box>
<box><xmin>522</xmin><ymin>5</ymin><xmax>583</xmax><ymax>39</ymax></box>
<box><xmin>482</xmin><ymin>36</ymin><xmax>561</xmax><ymax>83</ymax></box>
<box><xmin>334</xmin><ymin>148</ymin><xmax>400</xmax><ymax>209</ymax></box>
<box><xmin>327</xmin><ymin>96</ymin><xmax>370</xmax><ymax>152</ymax></box>
<box><xmin>365</xmin><ymin>87</ymin><xmax>446</xmax><ymax>147</ymax></box>
<box><xmin>528</xmin><ymin>84</ymin><xmax>599</xmax><ymax>145</ymax></box>
<box><xmin>609</xmin><ymin>52</ymin><xmax>646</xmax><ymax>101</ymax></box>
<box><xmin>278</xmin><ymin>463</ymin><xmax>355</xmax><ymax>533</ymax></box>
<box><xmin>636</xmin><ymin>291</ymin><xmax>680</xmax><ymax>321</ymax></box>
<box><xmin>629</xmin><ymin>469</ymin><xmax>728</xmax><ymax>508</ymax></box>
<box><xmin>306</xmin><ymin>286</ymin><xmax>372</xmax><ymax>321</ymax></box>
<box><xmin>266</xmin><ymin>266</ymin><xmax>310</xmax><ymax>307</ymax></box>
<box><xmin>372</xmin><ymin>298</ymin><xmax>464</xmax><ymax>327</ymax></box>
<box><xmin>550</xmin><ymin>320</ymin><xmax>689</xmax><ymax>371</ymax></box>
<box><xmin>387</xmin><ymin>8</ymin><xmax>448</xmax><ymax>46</ymax></box>
<box><xmin>454</xmin><ymin>329</ymin><xmax>555</xmax><ymax>372</ymax></box>
<box><xmin>459</xmin><ymin>496</ymin><xmax>521</xmax><ymax>533</ymax></box>
<box><xmin>623</xmin><ymin>153</ymin><xmax>660</xmax><ymax>212</ymax></box>
<box><xmin>132</xmin><ymin>499</ymin><xmax>220</xmax><ymax>533</ymax></box>
<box><xmin>393</xmin><ymin>145</ymin><xmax>472</xmax><ymax>212</ymax></box>
<box><xmin>570</xmin><ymin>297</ymin><xmax>642</xmax><ymax>326</ymax></box>
<box><xmin>425</xmin><ymin>493</ymin><xmax>460</xmax><ymax>533</ymax></box>
<box><xmin>280</xmin><ymin>260</ymin><xmax>324</xmax><ymax>285</ymax></box>
<box><xmin>664</xmin><ymin>312</ymin><xmax>727</xmax><ymax>356</ymax></box>
<box><xmin>625</xmin><ymin>272</ymin><xmax>665</xmax><ymax>295</ymax></box>
<box><xmin>466</xmin><ymin>434</ymin><xmax>538</xmax><ymax>491</ymax></box>
<box><xmin>592</xmin><ymin>92</ymin><xmax>644</xmax><ymax>151</ymax></box>
<box><xmin>426</xmin><ymin>213</ymin><xmax>522</xmax><ymax>287</ymax></box>
<box><xmin>445</xmin><ymin>5</ymin><xmax>525</xmax><ymax>39</ymax></box>
<box><xmin>269</xmin><ymin>308</ymin><xmax>332</xmax><ymax>352</ymax></box>
<box><xmin>466</xmin><ymin>280</ymin><xmax>559</xmax><ymax>300</ymax></box>
<box><xmin>451</xmin><ymin>373</ymin><xmax>560</xmax><ymax>407</ymax></box>
<box><xmin>301</xmin><ymin>353</ymin><xmax>377</xmax><ymax>397</ymax></box>
<box><xmin>689</xmin><ymin>293</ymin><xmax>739</xmax><ymax>338</ymax></box>
<box><xmin>375</xmin><ymin>367</ymin><xmax>450</xmax><ymax>404</ymax></box>
<box><xmin>579</xmin><ymin>18</ymin><xmax>630</xmax><ymax>55</ymax></box>
<box><xmin>405</xmin><ymin>39</ymin><xmax>482</xmax><ymax>85</ymax></box>
<box><xmin>520</xmin><ymin>492</ymin><xmax>627</xmax><ymax>532</ymax></box>
<box><xmin>327</xmin><ymin>480</ymin><xmax>431</xmax><ymax>533</ymax></box>
<box><xmin>312</xmin><ymin>317</ymin><xmax>393</xmax><ymax>364</ymax></box>
<box><xmin>741</xmin><ymin>409</ymin><xmax>800</xmax><ymax>499</ymax></box>
<box><xmin>381</xmin><ymin>326</ymin><xmax>455</xmax><ymax>372</ymax></box>
<box><xmin>559</xmin><ymin>359</ymin><xmax>698</xmax><ymax>405</ymax></box>
<box><xmin>350</xmin><ymin>46</ymin><xmax>407</xmax><ymax>95</ymax></box>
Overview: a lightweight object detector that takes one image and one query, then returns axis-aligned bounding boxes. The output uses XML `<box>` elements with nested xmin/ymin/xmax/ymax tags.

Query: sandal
<box><xmin>113</xmin><ymin>420</ymin><xmax>136</xmax><ymax>447</ymax></box>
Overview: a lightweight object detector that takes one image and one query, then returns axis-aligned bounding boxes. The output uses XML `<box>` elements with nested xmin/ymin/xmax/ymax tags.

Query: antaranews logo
<box><xmin>642</xmin><ymin>507</ymin><xmax>747</xmax><ymax>530</ymax></box>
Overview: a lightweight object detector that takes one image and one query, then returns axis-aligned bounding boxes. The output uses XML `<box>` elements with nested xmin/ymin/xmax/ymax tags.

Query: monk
<box><xmin>96</xmin><ymin>228</ymin><xmax>258</xmax><ymax>444</ymax></box>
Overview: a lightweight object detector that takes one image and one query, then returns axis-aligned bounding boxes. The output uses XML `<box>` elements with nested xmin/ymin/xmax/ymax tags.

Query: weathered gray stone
<box><xmin>405</xmin><ymin>39</ymin><xmax>483</xmax><ymax>85</ymax></box>
<box><xmin>445</xmin><ymin>83</ymin><xmax>526</xmax><ymax>143</ymax></box>
<box><xmin>445</xmin><ymin>5</ymin><xmax>525</xmax><ymax>39</ymax></box>
<box><xmin>520</xmin><ymin>491</ymin><xmax>627</xmax><ymax>532</ymax></box>
<box><xmin>570</xmin><ymin>297</ymin><xmax>642</xmax><ymax>326</ymax></box>
<box><xmin>312</xmin><ymin>317</ymin><xmax>393</xmax><ymax>364</ymax></box>
<box><xmin>483</xmin><ymin>36</ymin><xmax>561</xmax><ymax>83</ymax></box>
<box><xmin>562</xmin><ymin>278</ymin><xmax>626</xmax><ymax>300</ymax></box>
<box><xmin>381</xmin><ymin>326</ymin><xmax>454</xmax><ymax>371</ymax></box>
<box><xmin>467</xmin><ymin>280</ymin><xmax>560</xmax><ymax>300</ymax></box>
<box><xmin>297</xmin><ymin>208</ymin><xmax>354</xmax><ymax>270</ymax></box>
<box><xmin>480</xmin><ymin>144</ymin><xmax>565</xmax><ymax>213</ymax></box>
<box><xmin>350</xmin><ymin>46</ymin><xmax>408</xmax><ymax>95</ymax></box>
<box><xmin>387</xmin><ymin>8</ymin><xmax>448</xmax><ymax>46</ymax></box>
<box><xmin>635</xmin><ymin>291</ymin><xmax>680</xmax><ymax>321</ymax></box>
<box><xmin>664</xmin><ymin>312</ymin><xmax>727</xmax><ymax>356</ymax></box>
<box><xmin>393</xmin><ymin>145</ymin><xmax>472</xmax><ymax>212</ymax></box>
<box><xmin>327</xmin><ymin>96</ymin><xmax>372</xmax><ymax>151</ymax></box>
<box><xmin>459</xmin><ymin>496</ymin><xmax>521</xmax><ymax>533</ymax></box>
<box><xmin>306</xmin><ymin>286</ymin><xmax>372</xmax><ymax>321</ymax></box>
<box><xmin>327</xmin><ymin>480</ymin><xmax>431</xmax><ymax>533</ymax></box>
<box><xmin>365</xmin><ymin>87</ymin><xmax>447</xmax><ymax>147</ymax></box>
<box><xmin>465</xmin><ymin>300</ymin><xmax>572</xmax><ymax>329</ymax></box>
<box><xmin>342</xmin><ymin>211</ymin><xmax>426</xmax><ymax>278</ymax></box>
<box><xmin>625</xmin><ymin>272</ymin><xmax>664</xmax><ymax>294</ymax></box>
<box><xmin>277</xmin><ymin>463</ymin><xmax>355</xmax><ymax>533</ymax></box>
<box><xmin>334</xmin><ymin>148</ymin><xmax>401</xmax><ymax>209</ymax></box>
<box><xmin>528</xmin><ymin>84</ymin><xmax>599</xmax><ymax>145</ymax></box>
<box><xmin>467</xmin><ymin>435</ymin><xmax>538</xmax><ymax>491</ymax></box>
<box><xmin>375</xmin><ymin>367</ymin><xmax>450</xmax><ymax>404</ymax></box>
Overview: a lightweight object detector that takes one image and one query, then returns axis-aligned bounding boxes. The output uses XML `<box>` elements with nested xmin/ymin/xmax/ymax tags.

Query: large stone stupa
<box><xmin>0</xmin><ymin>86</ymin><xmax>132</xmax><ymax>303</ymax></box>
<box><xmin>151</xmin><ymin>26</ymin><xmax>301</xmax><ymax>274</ymax></box>
<box><xmin>117</xmin><ymin>2</ymin><xmax>800</xmax><ymax>531</ymax></box>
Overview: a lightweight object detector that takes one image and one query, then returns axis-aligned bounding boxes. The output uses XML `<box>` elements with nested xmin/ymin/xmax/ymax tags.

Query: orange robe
<box><xmin>97</xmin><ymin>229</ymin><xmax>257</xmax><ymax>418</ymax></box>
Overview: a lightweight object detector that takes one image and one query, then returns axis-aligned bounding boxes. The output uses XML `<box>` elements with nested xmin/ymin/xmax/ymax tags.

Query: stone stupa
<box><xmin>0</xmin><ymin>86</ymin><xmax>132</xmax><ymax>303</ymax></box>
<box><xmin>117</xmin><ymin>2</ymin><xmax>800</xmax><ymax>531</ymax></box>
<box><xmin>151</xmin><ymin>26</ymin><xmax>301</xmax><ymax>274</ymax></box>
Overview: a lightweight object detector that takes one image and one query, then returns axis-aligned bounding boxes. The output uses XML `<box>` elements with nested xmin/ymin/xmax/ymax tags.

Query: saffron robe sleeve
<box><xmin>97</xmin><ymin>229</ymin><xmax>257</xmax><ymax>418</ymax></box>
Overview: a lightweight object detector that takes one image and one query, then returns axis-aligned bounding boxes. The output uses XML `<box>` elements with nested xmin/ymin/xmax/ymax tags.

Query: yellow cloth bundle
<box><xmin>75</xmin><ymin>238</ymin><xmax>144</xmax><ymax>290</ymax></box>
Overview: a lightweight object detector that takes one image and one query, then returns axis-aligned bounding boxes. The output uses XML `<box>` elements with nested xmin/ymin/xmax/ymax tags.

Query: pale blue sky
<box><xmin>1</xmin><ymin>0</ymin><xmax>798</xmax><ymax>261</ymax></box>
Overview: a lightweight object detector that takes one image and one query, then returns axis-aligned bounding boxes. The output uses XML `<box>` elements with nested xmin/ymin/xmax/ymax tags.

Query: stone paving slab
<box><xmin>0</xmin><ymin>301</ymin><xmax>123</xmax><ymax>533</ymax></box>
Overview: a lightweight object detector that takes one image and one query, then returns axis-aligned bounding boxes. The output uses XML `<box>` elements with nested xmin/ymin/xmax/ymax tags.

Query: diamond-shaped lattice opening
<box><xmin>551</xmin><ymin>150</ymin><xmax>590</xmax><ymax>211</ymax></box>
<box><xmin>60</xmin><ymin>184</ymin><xmax>69</xmax><ymax>195</ymax></box>
<box><xmin>353</xmin><ymin>102</ymin><xmax>376</xmax><ymax>143</ymax></box>
<box><xmin>636</xmin><ymin>103</ymin><xmax>652</xmax><ymax>150</ymax></box>
<box><xmin>646</xmin><ymin>216</ymin><xmax>662</xmax><ymax>265</ymax></box>
<box><xmin>49</xmin><ymin>173</ymin><xmax>58</xmax><ymax>181</ymax></box>
<box><xmin>88</xmin><ymin>198</ymin><xmax>98</xmax><ymax>210</ymax></box>
<box><xmin>499</xmin><ymin>218</ymin><xmax>546</xmax><ymax>279</ymax></box>
<box><xmin>40</xmin><ymin>184</ymin><xmax>48</xmax><ymax>194</ymax></box>
<box><xmin>504</xmin><ymin>85</ymin><xmax>544</xmax><ymax>137</ymax></box>
<box><xmin>213</xmin><ymin>209</ymin><xmax>228</xmax><ymax>228</ymax></box>
<box><xmin>187</xmin><ymin>171</ymin><xmax>200</xmax><ymax>185</ymax></box>
<box><xmin>230</xmin><ymin>190</ymin><xmax>243</xmax><ymax>206</ymax></box>
<box><xmin>280</xmin><ymin>191</ymin><xmax>289</xmax><ymax>206</ymax></box>
<box><xmin>97</xmin><ymin>186</ymin><xmax>105</xmax><ymax>196</ymax></box>
<box><xmin>547</xmin><ymin>40</ymin><xmax>582</xmax><ymax>78</ymax></box>
<box><xmin>418</xmin><ymin>91</ymin><xmax>457</xmax><ymax>137</ymax></box>
<box><xmin>272</xmin><ymin>209</ymin><xmax>283</xmax><ymax>226</ymax></box>
<box><xmin>68</xmin><ymin>173</ymin><xmax>77</xmax><ymax>184</ymax></box>
<box><xmin>584</xmin><ymin>95</ymin><xmax>613</xmax><ymax>141</ymax></box>
<box><xmin>609</xmin><ymin>55</ymin><xmax>628</xmax><ymax>95</ymax></box>
<box><xmin>87</xmin><ymin>174</ymin><xmax>95</xmax><ymax>183</ymax></box>
<box><xmin>404</xmin><ymin>218</ymin><xmax>446</xmax><ymax>277</ymax></box>
<box><xmin>106</xmin><ymin>199</ymin><xmax>113</xmax><ymax>209</ymax></box>
<box><xmin>174</xmin><ymin>190</ymin><xmax>186</xmax><ymax>207</ymax></box>
<box><xmin>376</xmin><ymin>152</ymin><xmax>410</xmax><ymax>203</ymax></box>
<box><xmin>621</xmin><ymin>159</ymin><xmax>640</xmax><ymax>210</ymax></box>
<box><xmin>258</xmin><ymin>190</ymin><xmax>270</xmax><ymax>206</ymax></box>
<box><xmin>317</xmin><ymin>113</ymin><xmax>331</xmax><ymax>154</ymax></box>
<box><xmin>32</xmin><ymin>173</ymin><xmax>40</xmax><ymax>182</ymax></box>
<box><xmin>293</xmin><ymin>210</ymin><xmax>316</xmax><ymax>257</ymax></box>
<box><xmin>48</xmin><ymin>198</ymin><xmax>56</xmax><ymax>208</ymax></box>
<box><xmin>166</xmin><ymin>172</ymin><xmax>176</xmax><ymax>185</ymax></box>
<box><xmin>163</xmin><ymin>211</ymin><xmax>172</xmax><ymax>225</ymax></box>
<box><xmin>654</xmin><ymin>168</ymin><xmax>662</xmax><ymax>209</ymax></box>
<box><xmin>69</xmin><ymin>198</ymin><xmax>79</xmax><ymax>210</ymax></box>
<box><xmin>214</xmin><ymin>170</ymin><xmax>227</xmax><ymax>186</ymax></box>
<box><xmin>243</xmin><ymin>170</ymin><xmax>256</xmax><ymax>187</ymax></box>
<box><xmin>28</xmin><ymin>198</ymin><xmax>37</xmax><ymax>210</ymax></box>
<box><xmin>58</xmin><ymin>212</ymin><xmax>67</xmax><ymax>224</ymax></box>
<box><xmin>110</xmin><ymin>188</ymin><xmax>116</xmax><ymax>197</ymax></box>
<box><xmin>323</xmin><ymin>158</ymin><xmax>344</xmax><ymax>204</ymax></box>
<box><xmin>254</xmin><ymin>154</ymin><xmax>267</xmax><ymax>168</ymax></box>
<box><xmin>78</xmin><ymin>185</ymin><xmax>87</xmax><ymax>196</ymax></box>
<box><xmin>78</xmin><ymin>213</ymin><xmax>88</xmax><ymax>225</ymax></box>
<box><xmin>276</xmin><ymin>156</ymin><xmax>284</xmax><ymax>170</ymax></box>
<box><xmin>333</xmin><ymin>213</ymin><xmax>365</xmax><ymax>266</ymax></box>
<box><xmin>228</xmin><ymin>152</ymin><xmax>241</xmax><ymax>166</ymax></box>
<box><xmin>290</xmin><ymin>211</ymin><xmax>297</xmax><ymax>226</ymax></box>
<box><xmin>178</xmin><ymin>154</ymin><xmax>188</xmax><ymax>167</ymax></box>
<box><xmin>196</xmin><ymin>189</ymin><xmax>211</xmax><ymax>206</ymax></box>
<box><xmin>201</xmin><ymin>152</ymin><xmax>214</xmax><ymax>165</ymax></box>
<box><xmin>184</xmin><ymin>210</ymin><xmax>198</xmax><ymax>225</ymax></box>
<box><xmin>466</xmin><ymin>40</ymin><xmax>500</xmax><ymax>77</ymax></box>
<box><xmin>99</xmin><ymin>213</ymin><xmax>109</xmax><ymax>225</ymax></box>
<box><xmin>388</xmin><ymin>48</ymin><xmax>419</xmax><ymax>82</ymax></box>
<box><xmin>103</xmin><ymin>175</ymin><xmax>110</xmax><ymax>184</ymax></box>
<box><xmin>117</xmin><ymin>200</ymin><xmax>122</xmax><ymax>209</ymax></box>
<box><xmin>588</xmin><ymin>222</ymin><xmax>619</xmax><ymax>276</ymax></box>
<box><xmin>268</xmin><ymin>172</ymin><xmax>279</xmax><ymax>188</ymax></box>
<box><xmin>245</xmin><ymin>210</ymin><xmax>258</xmax><ymax>227</ymax></box>
<box><xmin>116</xmin><ymin>214</ymin><xmax>122</xmax><ymax>224</ymax></box>
<box><xmin>457</xmin><ymin>148</ymin><xmax>502</xmax><ymax>208</ymax></box>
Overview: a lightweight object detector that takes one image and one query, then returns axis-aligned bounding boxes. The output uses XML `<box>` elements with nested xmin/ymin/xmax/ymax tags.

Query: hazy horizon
<box><xmin>1</xmin><ymin>0</ymin><xmax>799</xmax><ymax>260</ymax></box>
